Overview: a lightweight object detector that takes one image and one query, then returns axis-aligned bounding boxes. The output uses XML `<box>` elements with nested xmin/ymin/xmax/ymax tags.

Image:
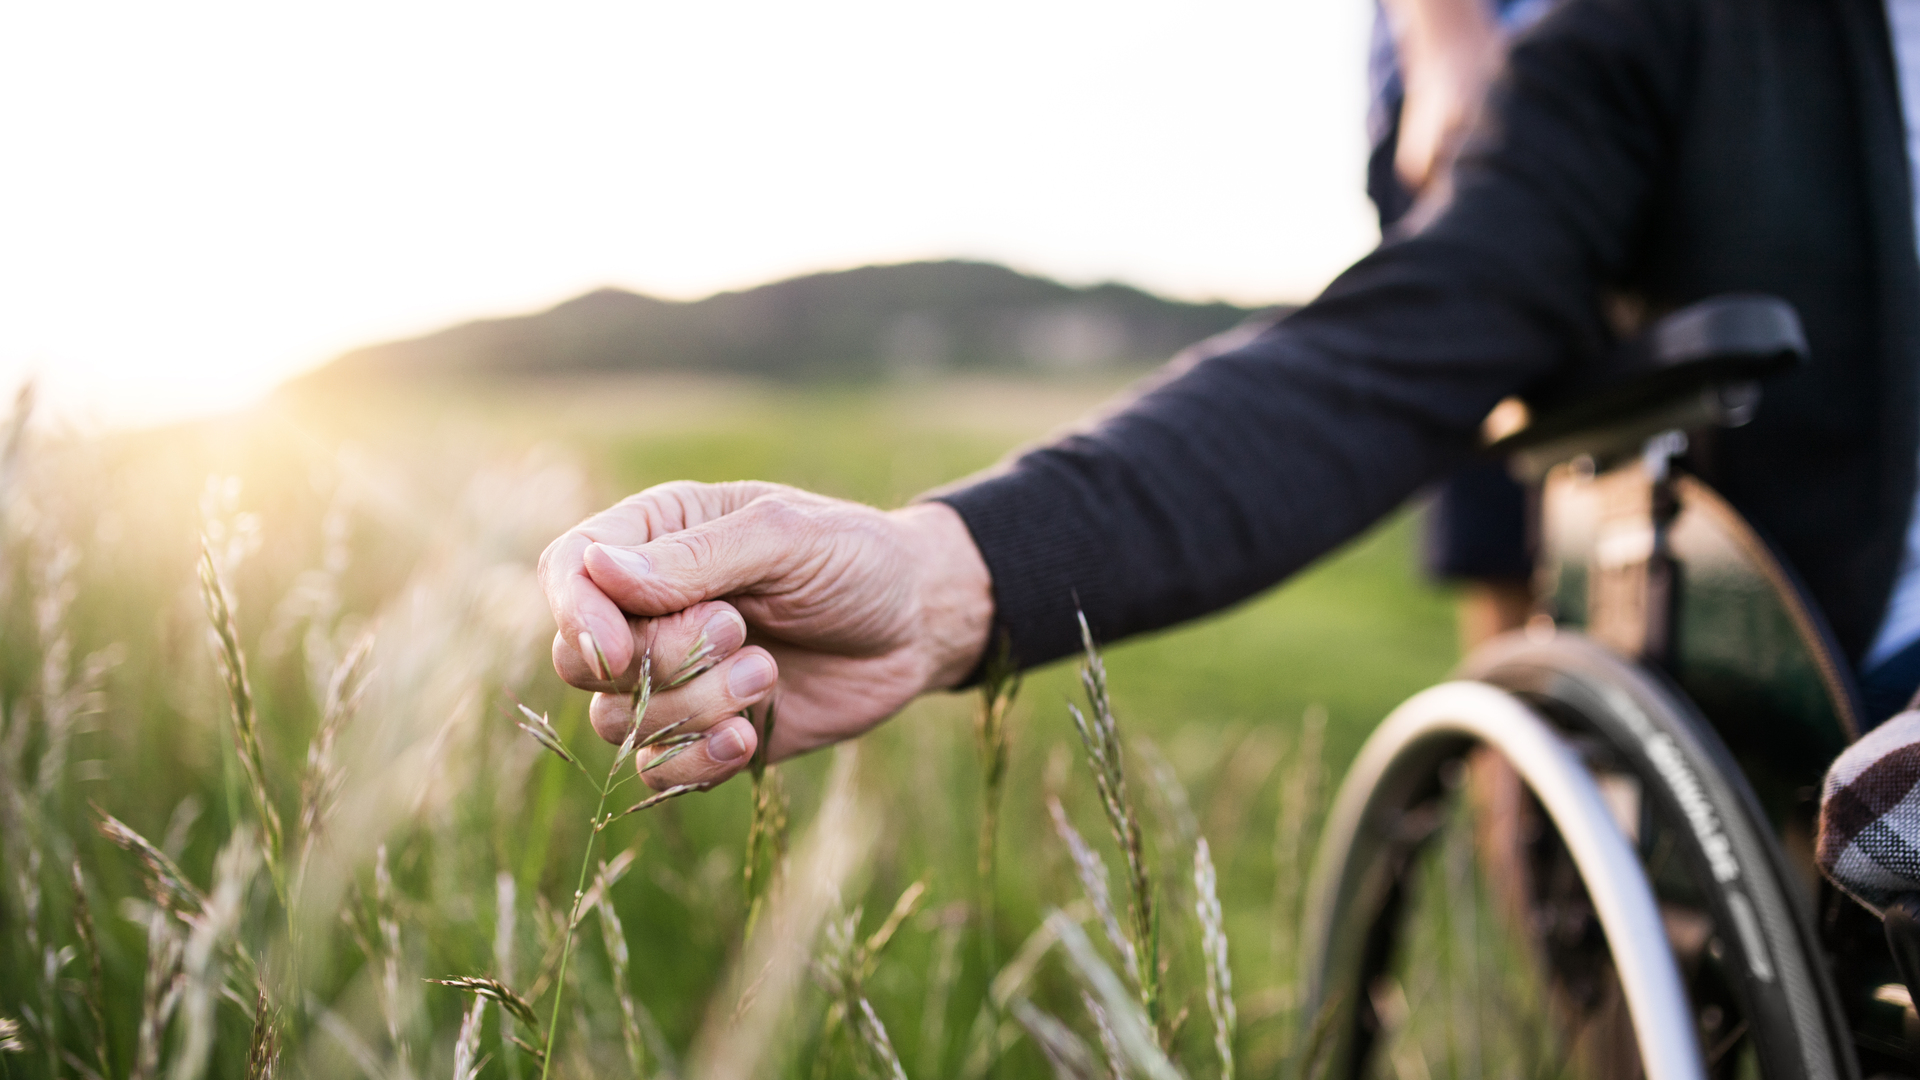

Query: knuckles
<box><xmin>741</xmin><ymin>490</ymin><xmax>865</xmax><ymax>547</ymax></box>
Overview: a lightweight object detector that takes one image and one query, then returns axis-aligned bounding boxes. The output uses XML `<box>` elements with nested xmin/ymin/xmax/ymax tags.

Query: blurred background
<box><xmin>3</xmin><ymin>0</ymin><xmax>1377</xmax><ymax>428</ymax></box>
<box><xmin>0</xmin><ymin>2</ymin><xmax>1467</xmax><ymax>1077</ymax></box>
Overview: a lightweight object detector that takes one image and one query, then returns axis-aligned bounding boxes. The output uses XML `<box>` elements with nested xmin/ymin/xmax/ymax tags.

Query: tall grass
<box><xmin>1063</xmin><ymin>613</ymin><xmax>1163</xmax><ymax>1041</ymax></box>
<box><xmin>973</xmin><ymin>638</ymin><xmax>1021</xmax><ymax>987</ymax></box>
<box><xmin>0</xmin><ymin>376</ymin><xmax>1460</xmax><ymax>1078</ymax></box>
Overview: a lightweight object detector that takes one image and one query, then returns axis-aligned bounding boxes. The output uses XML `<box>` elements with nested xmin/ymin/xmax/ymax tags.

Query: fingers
<box><xmin>540</xmin><ymin>481</ymin><xmax>780</xmax><ymax>678</ymax></box>
<box><xmin>551</xmin><ymin>600</ymin><xmax>747</xmax><ymax>694</ymax></box>
<box><xmin>541</xmin><ymin>535</ymin><xmax>633</xmax><ymax>680</ymax></box>
<box><xmin>587</xmin><ymin>644</ymin><xmax>778</xmax><ymax>747</ymax></box>
<box><xmin>581</xmin><ymin>493</ymin><xmax>835</xmax><ymax>619</ymax></box>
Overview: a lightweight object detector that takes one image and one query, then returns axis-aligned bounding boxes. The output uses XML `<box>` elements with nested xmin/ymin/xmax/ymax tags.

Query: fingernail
<box><xmin>708</xmin><ymin>725</ymin><xmax>750</xmax><ymax>764</ymax></box>
<box><xmin>727</xmin><ymin>653</ymin><xmax>775</xmax><ymax>698</ymax></box>
<box><xmin>593</xmin><ymin>543</ymin><xmax>651</xmax><ymax>578</ymax></box>
<box><xmin>579</xmin><ymin>631</ymin><xmax>608</xmax><ymax>680</ymax></box>
<box><xmin>703</xmin><ymin>610</ymin><xmax>747</xmax><ymax>655</ymax></box>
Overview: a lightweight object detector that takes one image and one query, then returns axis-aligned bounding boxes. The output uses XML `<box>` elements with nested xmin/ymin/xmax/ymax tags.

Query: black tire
<box><xmin>1300</xmin><ymin>629</ymin><xmax>1855</xmax><ymax>1080</ymax></box>
<box><xmin>1464</xmin><ymin>630</ymin><xmax>1854</xmax><ymax>1079</ymax></box>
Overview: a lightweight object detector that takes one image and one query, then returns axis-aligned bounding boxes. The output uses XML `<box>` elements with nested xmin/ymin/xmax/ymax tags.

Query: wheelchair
<box><xmin>1297</xmin><ymin>296</ymin><xmax>1918</xmax><ymax>1078</ymax></box>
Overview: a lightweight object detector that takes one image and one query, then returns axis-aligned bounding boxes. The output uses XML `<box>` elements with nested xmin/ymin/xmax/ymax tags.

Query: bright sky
<box><xmin>0</xmin><ymin>0</ymin><xmax>1378</xmax><ymax>429</ymax></box>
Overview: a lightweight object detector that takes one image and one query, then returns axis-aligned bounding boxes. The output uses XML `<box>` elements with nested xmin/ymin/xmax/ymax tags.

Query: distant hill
<box><xmin>298</xmin><ymin>261</ymin><xmax>1279</xmax><ymax>386</ymax></box>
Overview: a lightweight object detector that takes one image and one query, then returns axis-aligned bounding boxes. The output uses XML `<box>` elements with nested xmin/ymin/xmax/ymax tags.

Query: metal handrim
<box><xmin>1301</xmin><ymin>680</ymin><xmax>1705</xmax><ymax>1080</ymax></box>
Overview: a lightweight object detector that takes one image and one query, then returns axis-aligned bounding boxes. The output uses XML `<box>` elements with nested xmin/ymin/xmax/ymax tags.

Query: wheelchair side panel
<box><xmin>1537</xmin><ymin>464</ymin><xmax>1860</xmax><ymax>783</ymax></box>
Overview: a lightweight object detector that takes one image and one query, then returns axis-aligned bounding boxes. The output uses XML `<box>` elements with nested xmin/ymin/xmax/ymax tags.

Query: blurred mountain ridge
<box><xmin>297</xmin><ymin>260</ymin><xmax>1282</xmax><ymax>386</ymax></box>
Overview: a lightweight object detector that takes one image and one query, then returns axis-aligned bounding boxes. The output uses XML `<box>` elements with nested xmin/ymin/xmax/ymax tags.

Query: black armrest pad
<box><xmin>1493</xmin><ymin>294</ymin><xmax>1807</xmax><ymax>458</ymax></box>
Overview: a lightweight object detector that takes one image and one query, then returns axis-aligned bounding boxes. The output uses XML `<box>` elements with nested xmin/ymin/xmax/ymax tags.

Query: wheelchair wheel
<box><xmin>1299</xmin><ymin>631</ymin><xmax>1856</xmax><ymax>1080</ymax></box>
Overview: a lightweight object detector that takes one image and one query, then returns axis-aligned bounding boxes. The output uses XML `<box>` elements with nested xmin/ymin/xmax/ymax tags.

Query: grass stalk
<box><xmin>1067</xmin><ymin>612</ymin><xmax>1161</xmax><ymax>1041</ymax></box>
<box><xmin>1010</xmin><ymin>997</ymin><xmax>1102</xmax><ymax>1080</ymax></box>
<box><xmin>1047</xmin><ymin>796</ymin><xmax>1137</xmax><ymax>985</ymax></box>
<box><xmin>538</xmin><ymin>752</ymin><xmax>617</xmax><ymax>1077</ymax></box>
<box><xmin>373</xmin><ymin>844</ymin><xmax>411</xmax><ymax>1075</ymax></box>
<box><xmin>131</xmin><ymin>906</ymin><xmax>184</xmax><ymax>1080</ymax></box>
<box><xmin>296</xmin><ymin>630</ymin><xmax>374</xmax><ymax>884</ymax></box>
<box><xmin>743</xmin><ymin>698</ymin><xmax>789</xmax><ymax>939</ymax></box>
<box><xmin>1194</xmin><ymin>839</ymin><xmax>1235</xmax><ymax>1080</ymax></box>
<box><xmin>592</xmin><ymin>855</ymin><xmax>650</xmax><ymax>1078</ymax></box>
<box><xmin>510</xmin><ymin>646</ymin><xmax>682</xmax><ymax>1078</ymax></box>
<box><xmin>918</xmin><ymin>907</ymin><xmax>967</xmax><ymax>1079</ymax></box>
<box><xmin>973</xmin><ymin>636</ymin><xmax>1021</xmax><ymax>983</ymax></box>
<box><xmin>197</xmin><ymin>541</ymin><xmax>285</xmax><ymax>900</ymax></box>
<box><xmin>452</xmin><ymin>995</ymin><xmax>485</xmax><ymax>1080</ymax></box>
<box><xmin>493</xmin><ymin>872</ymin><xmax>522</xmax><ymax>1080</ymax></box>
<box><xmin>1271</xmin><ymin>705</ymin><xmax>1324</xmax><ymax>1047</ymax></box>
<box><xmin>1046</xmin><ymin>914</ymin><xmax>1181</xmax><ymax>1080</ymax></box>
<box><xmin>815</xmin><ymin>879</ymin><xmax>928</xmax><ymax>1079</ymax></box>
<box><xmin>68</xmin><ymin>862</ymin><xmax>110</xmax><ymax>1080</ymax></box>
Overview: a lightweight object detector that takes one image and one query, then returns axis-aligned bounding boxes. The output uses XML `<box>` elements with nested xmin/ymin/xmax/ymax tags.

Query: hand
<box><xmin>538</xmin><ymin>481</ymin><xmax>994</xmax><ymax>791</ymax></box>
<box><xmin>1385</xmin><ymin>0</ymin><xmax>1503</xmax><ymax>192</ymax></box>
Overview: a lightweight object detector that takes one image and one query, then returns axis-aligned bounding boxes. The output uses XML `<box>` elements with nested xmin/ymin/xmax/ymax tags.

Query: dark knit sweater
<box><xmin>937</xmin><ymin>0</ymin><xmax>1920</xmax><ymax>671</ymax></box>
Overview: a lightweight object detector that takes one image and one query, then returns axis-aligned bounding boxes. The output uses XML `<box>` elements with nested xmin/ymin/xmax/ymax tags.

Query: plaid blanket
<box><xmin>1818</xmin><ymin>710</ymin><xmax>1920</xmax><ymax>913</ymax></box>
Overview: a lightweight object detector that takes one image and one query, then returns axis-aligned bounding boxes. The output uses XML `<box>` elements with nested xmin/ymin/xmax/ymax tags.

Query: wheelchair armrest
<box><xmin>1491</xmin><ymin>295</ymin><xmax>1808</xmax><ymax>478</ymax></box>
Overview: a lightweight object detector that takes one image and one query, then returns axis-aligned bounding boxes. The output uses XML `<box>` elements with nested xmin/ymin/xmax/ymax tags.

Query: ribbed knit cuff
<box><xmin>930</xmin><ymin>462</ymin><xmax>1112</xmax><ymax>682</ymax></box>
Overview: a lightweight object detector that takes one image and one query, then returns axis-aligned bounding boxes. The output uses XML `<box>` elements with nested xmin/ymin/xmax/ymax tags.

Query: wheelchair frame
<box><xmin>1296</xmin><ymin>296</ymin><xmax>1900</xmax><ymax>1077</ymax></box>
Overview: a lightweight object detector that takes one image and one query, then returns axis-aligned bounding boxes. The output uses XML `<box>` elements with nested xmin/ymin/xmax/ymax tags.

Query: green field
<box><xmin>0</xmin><ymin>375</ymin><xmax>1459</xmax><ymax>1078</ymax></box>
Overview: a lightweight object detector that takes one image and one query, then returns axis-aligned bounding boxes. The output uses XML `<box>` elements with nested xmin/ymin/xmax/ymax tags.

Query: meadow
<box><xmin>0</xmin><ymin>373</ymin><xmax>1459</xmax><ymax>1078</ymax></box>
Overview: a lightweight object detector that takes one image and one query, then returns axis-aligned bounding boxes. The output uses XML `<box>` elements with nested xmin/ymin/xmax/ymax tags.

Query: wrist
<box><xmin>891</xmin><ymin>501</ymin><xmax>995</xmax><ymax>691</ymax></box>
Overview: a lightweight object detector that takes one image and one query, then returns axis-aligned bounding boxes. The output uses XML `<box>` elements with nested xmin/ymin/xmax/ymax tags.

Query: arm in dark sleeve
<box><xmin>932</xmin><ymin>0</ymin><xmax>1693</xmax><ymax>668</ymax></box>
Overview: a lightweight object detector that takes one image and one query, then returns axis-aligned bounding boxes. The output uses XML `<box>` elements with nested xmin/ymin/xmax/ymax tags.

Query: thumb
<box><xmin>582</xmin><ymin>496</ymin><xmax>810</xmax><ymax>615</ymax></box>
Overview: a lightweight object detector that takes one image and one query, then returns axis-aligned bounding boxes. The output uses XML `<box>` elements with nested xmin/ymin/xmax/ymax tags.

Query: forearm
<box><xmin>934</xmin><ymin>274</ymin><xmax>1549</xmax><ymax>669</ymax></box>
<box><xmin>935</xmin><ymin>79</ymin><xmax>1667</xmax><ymax>670</ymax></box>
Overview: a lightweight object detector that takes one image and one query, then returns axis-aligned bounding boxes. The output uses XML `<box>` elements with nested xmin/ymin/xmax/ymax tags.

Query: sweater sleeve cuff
<box><xmin>928</xmin><ymin>461</ymin><xmax>1114</xmax><ymax>680</ymax></box>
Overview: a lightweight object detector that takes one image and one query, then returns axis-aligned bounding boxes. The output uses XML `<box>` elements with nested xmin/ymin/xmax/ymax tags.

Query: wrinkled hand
<box><xmin>538</xmin><ymin>481</ymin><xmax>993</xmax><ymax>791</ymax></box>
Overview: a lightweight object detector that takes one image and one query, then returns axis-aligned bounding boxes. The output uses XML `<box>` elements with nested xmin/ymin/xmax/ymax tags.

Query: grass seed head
<box><xmin>196</xmin><ymin>538</ymin><xmax>284</xmax><ymax>885</ymax></box>
<box><xmin>639</xmin><ymin>734</ymin><xmax>703</xmax><ymax>773</ymax></box>
<box><xmin>1048</xmin><ymin>796</ymin><xmax>1138</xmax><ymax>987</ymax></box>
<box><xmin>94</xmin><ymin>807</ymin><xmax>207</xmax><ymax>916</ymax></box>
<box><xmin>430</xmin><ymin>976</ymin><xmax>544</xmax><ymax>1033</ymax></box>
<box><xmin>452</xmin><ymin>995</ymin><xmax>487</xmax><ymax>1080</ymax></box>
<box><xmin>637</xmin><ymin>713</ymin><xmax>695</xmax><ymax>751</ymax></box>
<box><xmin>245</xmin><ymin>983</ymin><xmax>281</xmax><ymax>1080</ymax></box>
<box><xmin>1194</xmin><ymin>837</ymin><xmax>1235</xmax><ymax>1080</ymax></box>
<box><xmin>508</xmin><ymin>1032</ymin><xmax>549</xmax><ymax>1068</ymax></box>
<box><xmin>743</xmin><ymin>696</ymin><xmax>789</xmax><ymax>937</ymax></box>
<box><xmin>1082</xmin><ymin>989</ymin><xmax>1131</xmax><ymax>1080</ymax></box>
<box><xmin>619</xmin><ymin>783</ymin><xmax>702</xmax><ymax>817</ymax></box>
<box><xmin>663</xmin><ymin>632</ymin><xmax>717</xmax><ymax>690</ymax></box>
<box><xmin>1068</xmin><ymin>611</ymin><xmax>1160</xmax><ymax>1035</ymax></box>
<box><xmin>514</xmin><ymin>703</ymin><xmax>577</xmax><ymax>765</ymax></box>
<box><xmin>611</xmin><ymin>712</ymin><xmax>643</xmax><ymax>773</ymax></box>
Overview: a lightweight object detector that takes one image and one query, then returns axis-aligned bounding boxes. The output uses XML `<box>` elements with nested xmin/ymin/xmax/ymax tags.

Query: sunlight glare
<box><xmin>0</xmin><ymin>0</ymin><xmax>1376</xmax><ymax>428</ymax></box>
